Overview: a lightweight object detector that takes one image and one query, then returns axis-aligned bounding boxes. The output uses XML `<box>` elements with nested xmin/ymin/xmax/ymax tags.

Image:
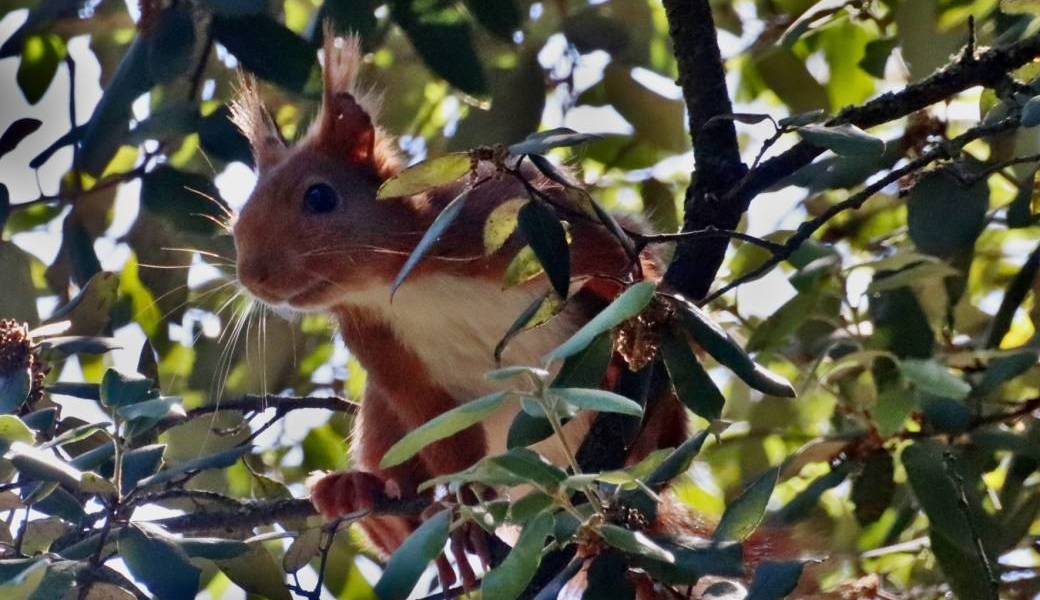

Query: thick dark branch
<box><xmin>670</xmin><ymin>30</ymin><xmax>1040</xmax><ymax>301</ymax></box>
<box><xmin>156</xmin><ymin>393</ymin><xmax>359</xmax><ymax>433</ymax></box>
<box><xmin>733</xmin><ymin>31</ymin><xmax>1040</xmax><ymax>208</ymax></box>
<box><xmin>660</xmin><ymin>0</ymin><xmax>748</xmax><ymax>299</ymax></box>
<box><xmin>151</xmin><ymin>496</ymin><xmax>426</xmax><ymax>535</ymax></box>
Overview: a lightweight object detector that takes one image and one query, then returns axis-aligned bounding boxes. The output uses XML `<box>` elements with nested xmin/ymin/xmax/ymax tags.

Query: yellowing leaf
<box><xmin>376</xmin><ymin>153</ymin><xmax>471</xmax><ymax>199</ymax></box>
<box><xmin>484</xmin><ymin>197</ymin><xmax>526</xmax><ymax>255</ymax></box>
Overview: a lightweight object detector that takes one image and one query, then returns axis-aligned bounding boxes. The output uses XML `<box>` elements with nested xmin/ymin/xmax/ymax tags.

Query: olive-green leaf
<box><xmin>906</xmin><ymin>168</ymin><xmax>988</xmax><ymax>257</ymax></box>
<box><xmin>381</xmin><ymin>392</ymin><xmax>510</xmax><ymax>468</ymax></box>
<box><xmin>377</xmin><ymin>153</ymin><xmax>471</xmax><ymax>199</ymax></box>
<box><xmin>119</xmin><ymin>525</ymin><xmax>200</xmax><ymax>600</ymax></box>
<box><xmin>374</xmin><ymin>510</ymin><xmax>451</xmax><ymax>600</ymax></box>
<box><xmin>488</xmin><ymin>448</ymin><xmax>567</xmax><ymax>491</ymax></box>
<box><xmin>545</xmin><ymin>281</ymin><xmax>656</xmax><ymax>362</ymax></box>
<box><xmin>671</xmin><ymin>295</ymin><xmax>795</xmax><ymax>397</ymax></box>
<box><xmin>599</xmin><ymin>525</ymin><xmax>674</xmax><ymax>563</ymax></box>
<box><xmin>714</xmin><ymin>466</ymin><xmax>780</xmax><ymax>542</ymax></box>
<box><xmin>509</xmin><ymin>127</ymin><xmax>603</xmax><ymax>156</ymax></box>
<box><xmin>659</xmin><ymin>329</ymin><xmax>724</xmax><ymax>421</ymax></box>
<box><xmin>481</xmin><ymin>511</ymin><xmax>554</xmax><ymax>600</ymax></box>
<box><xmin>100</xmin><ymin>368</ymin><xmax>153</xmax><ymax>407</ymax></box>
<box><xmin>137</xmin><ymin>445</ymin><xmax>250</xmax><ymax>487</ymax></box>
<box><xmin>797</xmin><ymin>124</ymin><xmax>884</xmax><ymax>156</ymax></box>
<box><xmin>0</xmin><ymin>369</ymin><xmax>31</xmax><ymax>414</ymax></box>
<box><xmin>147</xmin><ymin>6</ymin><xmax>195</xmax><ymax>83</ymax></box>
<box><xmin>551</xmin><ymin>387</ymin><xmax>643</xmax><ymax>416</ymax></box>
<box><xmin>899</xmin><ymin>359</ymin><xmax>971</xmax><ymax>400</ymax></box>
<box><xmin>518</xmin><ymin>200</ymin><xmax>571</xmax><ymax>298</ymax></box>
<box><xmin>16</xmin><ymin>34</ymin><xmax>64</xmax><ymax>105</ymax></box>
<box><xmin>0</xmin><ymin>416</ymin><xmax>34</xmax><ymax>445</ymax></box>
<box><xmin>391</xmin><ymin>189</ymin><xmax>469</xmax><ymax>295</ymax></box>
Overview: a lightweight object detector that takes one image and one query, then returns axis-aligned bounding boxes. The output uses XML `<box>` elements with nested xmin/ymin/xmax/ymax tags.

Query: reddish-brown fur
<box><xmin>231</xmin><ymin>33</ymin><xmax>695</xmax><ymax>563</ymax></box>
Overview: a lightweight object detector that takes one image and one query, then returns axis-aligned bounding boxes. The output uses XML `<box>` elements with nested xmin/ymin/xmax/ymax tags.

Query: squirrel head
<box><xmin>231</xmin><ymin>31</ymin><xmax>415</xmax><ymax>311</ymax></box>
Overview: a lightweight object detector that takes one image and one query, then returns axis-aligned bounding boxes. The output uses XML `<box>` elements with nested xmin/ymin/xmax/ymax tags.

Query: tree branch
<box><xmin>660</xmin><ymin>0</ymin><xmax>748</xmax><ymax>299</ymax></box>
<box><xmin>668</xmin><ymin>29</ymin><xmax>1040</xmax><ymax>301</ymax></box>
<box><xmin>156</xmin><ymin>393</ymin><xmax>359</xmax><ymax>433</ymax></box>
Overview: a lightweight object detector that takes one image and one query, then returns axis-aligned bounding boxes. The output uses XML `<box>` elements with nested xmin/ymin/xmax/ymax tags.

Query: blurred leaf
<box><xmin>506</xmin><ymin>410</ymin><xmax>555</xmax><ymax>449</ymax></box>
<box><xmin>553</xmin><ymin>386</ymin><xmax>640</xmax><ymax>413</ymax></box>
<box><xmin>672</xmin><ymin>296</ymin><xmax>795</xmax><ymax>397</ymax></box>
<box><xmin>603</xmin><ymin>64</ymin><xmax>688</xmax><ymax>153</ymax></box>
<box><xmin>45</xmin><ymin>270</ymin><xmax>119</xmax><ymax>337</ymax></box>
<box><xmin>899</xmin><ymin>359</ymin><xmax>971</xmax><ymax>400</ymax></box>
<box><xmin>0</xmin><ymin>242</ymin><xmax>40</xmax><ymax>326</ymax></box>
<box><xmin>0</xmin><ymin>370</ymin><xmax>30</xmax><ymax>415</ymax></box>
<box><xmin>79</xmin><ymin>36</ymin><xmax>152</xmax><ymax>175</ymax></box>
<box><xmin>907</xmin><ymin>169</ymin><xmax>988</xmax><ymax>257</ymax></box>
<box><xmin>859</xmin><ymin>37</ymin><xmax>898</xmax><ymax>78</ymax></box>
<box><xmin>746</xmin><ymin>561</ymin><xmax>805</xmax><ymax>600</ymax></box>
<box><xmin>518</xmin><ymin>200</ymin><xmax>570</xmax><ymax>298</ymax></box>
<box><xmin>6</xmin><ymin>441</ymin><xmax>83</xmax><ymax>489</ymax></box>
<box><xmin>16</xmin><ymin>34</ymin><xmax>64</xmax><ymax>104</ymax></box>
<box><xmin>391</xmin><ymin>189</ymin><xmax>469</xmax><ymax>295</ymax></box>
<box><xmin>148</xmin><ymin>6</ymin><xmax>196</xmax><ymax>83</ymax></box>
<box><xmin>777</xmin><ymin>0</ymin><xmax>847</xmax><ymax>47</ymax></box>
<box><xmin>450</xmin><ymin>50</ymin><xmax>544</xmax><ymax>150</ymax></box>
<box><xmin>0</xmin><ymin>416</ymin><xmax>34</xmax><ymax>445</ymax></box>
<box><xmin>374</xmin><ymin>509</ymin><xmax>451</xmax><ymax>600</ymax></box>
<box><xmin>100</xmin><ymin>368</ymin><xmax>153</xmax><ymax>407</ymax></box>
<box><xmin>494</xmin><ymin>291</ymin><xmax>564</xmax><ymax>363</ymax></box>
<box><xmin>552</xmin><ymin>330</ymin><xmax>613</xmax><ymax>389</ymax></box>
<box><xmin>282</xmin><ymin>528</ymin><xmax>321</xmax><ymax>573</ymax></box>
<box><xmin>488</xmin><ymin>448</ymin><xmax>567</xmax><ymax>490</ymax></box>
<box><xmin>377</xmin><ymin>153</ymin><xmax>471</xmax><ymax>199</ymax></box>
<box><xmin>481</xmin><ymin>511</ymin><xmax>554</xmax><ymax>600</ymax></box>
<box><xmin>38</xmin><ymin>336</ymin><xmax>120</xmax><ymax>356</ymax></box>
<box><xmin>600</xmin><ymin>525</ymin><xmax>674</xmax><ymax>563</ymax></box>
<box><xmin>797</xmin><ymin>124</ymin><xmax>884</xmax><ymax>156</ymax></box>
<box><xmin>852</xmin><ymin>450</ymin><xmax>895</xmax><ymax>525</ymax></box>
<box><xmin>138</xmin><ymin>445</ymin><xmax>250</xmax><ymax>487</ymax></box>
<box><xmin>930</xmin><ymin>530</ymin><xmax>998</xmax><ymax>600</ymax></box>
<box><xmin>714</xmin><ymin>466</ymin><xmax>780</xmax><ymax>542</ymax></box>
<box><xmin>389</xmin><ymin>1</ymin><xmax>487</xmax><ymax>95</ymax></box>
<box><xmin>0</xmin><ymin>118</ymin><xmax>42</xmax><ymax>159</ymax></box>
<box><xmin>865</xmin><ymin>261</ymin><xmax>959</xmax><ymax>294</ymax></box>
<box><xmin>212</xmin><ymin>14</ymin><xmax>316</xmax><ymax>92</ymax></box>
<box><xmin>140</xmin><ymin>166</ymin><xmax>229</xmax><ymax>235</ymax></box>
<box><xmin>179</xmin><ymin>537</ymin><xmax>250</xmax><ymax>560</ymax></box>
<box><xmin>752</xmin><ymin>47</ymin><xmax>828</xmax><ymax>113</ymax></box>
<box><xmin>583</xmin><ymin>550</ymin><xmax>634</xmax><ymax>600</ymax></box>
<box><xmin>509</xmin><ymin>128</ymin><xmax>604</xmax><ymax>156</ymax></box>
<box><xmin>631</xmin><ymin>540</ymin><xmax>744</xmax><ymax>585</ymax></box>
<box><xmin>640</xmin><ymin>179</ymin><xmax>680</xmax><ymax>234</ymax></box>
<box><xmin>464</xmin><ymin>0</ymin><xmax>520</xmax><ymax>40</ymax></box>
<box><xmin>770</xmin><ymin>462</ymin><xmax>851</xmax><ymax>525</ymax></box>
<box><xmin>215</xmin><ymin>542</ymin><xmax>291</xmax><ymax>600</ymax></box>
<box><xmin>546</xmin><ymin>281</ymin><xmax>656</xmax><ymax>362</ymax></box>
<box><xmin>119</xmin><ymin>525</ymin><xmax>200</xmax><ymax>600</ymax></box>
<box><xmin>381</xmin><ymin>392</ymin><xmax>510</xmax><ymax>468</ymax></box>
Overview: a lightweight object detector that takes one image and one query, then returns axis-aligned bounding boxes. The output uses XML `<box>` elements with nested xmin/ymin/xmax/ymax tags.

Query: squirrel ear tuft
<box><xmin>310</xmin><ymin>27</ymin><xmax>386</xmax><ymax>172</ymax></box>
<box><xmin>230</xmin><ymin>75</ymin><xmax>286</xmax><ymax>170</ymax></box>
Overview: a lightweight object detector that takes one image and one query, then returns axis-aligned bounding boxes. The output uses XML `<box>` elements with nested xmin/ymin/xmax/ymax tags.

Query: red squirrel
<box><xmin>228</xmin><ymin>34</ymin><xmax>819</xmax><ymax>596</ymax></box>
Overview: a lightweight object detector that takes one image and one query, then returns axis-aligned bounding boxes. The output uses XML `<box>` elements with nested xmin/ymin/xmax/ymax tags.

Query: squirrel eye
<box><xmin>304</xmin><ymin>183</ymin><xmax>338</xmax><ymax>213</ymax></box>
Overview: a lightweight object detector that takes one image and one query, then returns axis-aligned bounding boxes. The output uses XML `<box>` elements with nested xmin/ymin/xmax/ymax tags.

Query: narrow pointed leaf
<box><xmin>374</xmin><ymin>510</ymin><xmax>451</xmax><ymax>600</ymax></box>
<box><xmin>509</xmin><ymin>127</ymin><xmax>603</xmax><ymax>156</ymax></box>
<box><xmin>518</xmin><ymin>200</ymin><xmax>570</xmax><ymax>298</ymax></box>
<box><xmin>381</xmin><ymin>392</ymin><xmax>510</xmax><ymax>468</ymax></box>
<box><xmin>119</xmin><ymin>525</ymin><xmax>200</xmax><ymax>600</ymax></box>
<box><xmin>481</xmin><ymin>511</ymin><xmax>554</xmax><ymax>600</ymax></box>
<box><xmin>377</xmin><ymin>153</ymin><xmax>471</xmax><ymax>199</ymax></box>
<box><xmin>551</xmin><ymin>388</ymin><xmax>643</xmax><ymax>416</ymax></box>
<box><xmin>392</xmin><ymin>190</ymin><xmax>470</xmax><ymax>294</ymax></box>
<box><xmin>600</xmin><ymin>525</ymin><xmax>674</xmax><ymax>563</ymax></box>
<box><xmin>714</xmin><ymin>466</ymin><xmax>780</xmax><ymax>542</ymax></box>
<box><xmin>660</xmin><ymin>329</ymin><xmax>724</xmax><ymax>421</ymax></box>
<box><xmin>546</xmin><ymin>281</ymin><xmax>656</xmax><ymax>362</ymax></box>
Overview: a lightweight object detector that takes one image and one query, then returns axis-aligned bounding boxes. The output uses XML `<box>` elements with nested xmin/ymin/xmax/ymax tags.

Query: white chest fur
<box><xmin>337</xmin><ymin>274</ymin><xmax>589</xmax><ymax>458</ymax></box>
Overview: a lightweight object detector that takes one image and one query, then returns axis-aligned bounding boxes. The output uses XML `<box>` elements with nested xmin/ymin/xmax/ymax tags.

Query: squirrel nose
<box><xmin>238</xmin><ymin>256</ymin><xmax>274</xmax><ymax>293</ymax></box>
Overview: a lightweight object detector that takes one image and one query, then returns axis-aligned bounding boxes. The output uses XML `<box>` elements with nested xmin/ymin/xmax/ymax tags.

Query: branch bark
<box><xmin>660</xmin><ymin>0</ymin><xmax>747</xmax><ymax>299</ymax></box>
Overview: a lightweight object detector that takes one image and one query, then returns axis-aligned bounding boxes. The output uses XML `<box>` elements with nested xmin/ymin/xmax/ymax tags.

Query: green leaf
<box><xmin>0</xmin><ymin>369</ymin><xmax>30</xmax><ymax>414</ymax></box>
<box><xmin>79</xmin><ymin>36</ymin><xmax>152</xmax><ymax>175</ymax></box>
<box><xmin>551</xmin><ymin>388</ymin><xmax>643</xmax><ymax>416</ymax></box>
<box><xmin>140</xmin><ymin>166</ymin><xmax>230</xmax><ymax>235</ymax></box>
<box><xmin>0</xmin><ymin>557</ymin><xmax>46</xmax><ymax>585</ymax></box>
<box><xmin>100</xmin><ymin>368</ymin><xmax>153</xmax><ymax>407</ymax></box>
<box><xmin>117</xmin><ymin>396</ymin><xmax>184</xmax><ymax>422</ymax></box>
<box><xmin>671</xmin><ymin>295</ymin><xmax>795</xmax><ymax>398</ymax></box>
<box><xmin>374</xmin><ymin>509</ymin><xmax>451</xmax><ymax>600</ymax></box>
<box><xmin>852</xmin><ymin>451</ymin><xmax>895</xmax><ymax>525</ymax></box>
<box><xmin>282</xmin><ymin>528</ymin><xmax>321</xmax><ymax>573</ymax></box>
<box><xmin>602</xmin><ymin>63</ymin><xmax>688</xmax><ymax>152</ymax></box>
<box><xmin>551</xmin><ymin>330</ymin><xmax>613</xmax><ymax>389</ymax></box>
<box><xmin>6</xmin><ymin>442</ymin><xmax>83</xmax><ymax>489</ymax></box>
<box><xmin>864</xmin><ymin>261</ymin><xmax>959</xmax><ymax>294</ymax></box>
<box><xmin>464</xmin><ymin>0</ymin><xmax>520</xmax><ymax>40</ymax></box>
<box><xmin>483</xmin><ymin>197</ymin><xmax>525</xmax><ymax>255</ymax></box>
<box><xmin>714</xmin><ymin>466</ymin><xmax>780</xmax><ymax>542</ymax></box>
<box><xmin>777</xmin><ymin>0</ymin><xmax>847</xmax><ymax>48</ymax></box>
<box><xmin>508</xmin><ymin>128</ymin><xmax>604</xmax><ymax>156</ymax></box>
<box><xmin>138</xmin><ymin>445</ymin><xmax>250</xmax><ymax>487</ymax></box>
<box><xmin>630</xmin><ymin>540</ymin><xmax>743</xmax><ymax>584</ymax></box>
<box><xmin>1023</xmin><ymin>95</ymin><xmax>1040</xmax><ymax>127</ymax></box>
<box><xmin>0</xmin><ymin>118</ymin><xmax>42</xmax><ymax>160</ymax></box>
<box><xmin>494</xmin><ymin>292</ymin><xmax>565</xmax><ymax>362</ymax></box>
<box><xmin>507</xmin><ymin>491</ymin><xmax>554</xmax><ymax>523</ymax></box>
<box><xmin>377</xmin><ymin>153</ymin><xmax>471</xmax><ymax>199</ymax></box>
<box><xmin>0</xmin><ymin>416</ymin><xmax>34</xmax><ymax>445</ymax></box>
<box><xmin>390</xmin><ymin>1</ymin><xmax>487</xmax><ymax>95</ymax></box>
<box><xmin>39</xmin><ymin>336</ymin><xmax>121</xmax><ymax>356</ymax></box>
<box><xmin>391</xmin><ymin>189</ymin><xmax>469</xmax><ymax>295</ymax></box>
<box><xmin>503</xmin><ymin>245</ymin><xmax>544</xmax><ymax>288</ymax></box>
<box><xmin>545</xmin><ymin>281</ymin><xmax>656</xmax><ymax>362</ymax></box>
<box><xmin>487</xmin><ymin>448</ymin><xmax>567</xmax><ymax>491</ymax></box>
<box><xmin>120</xmin><ymin>444</ymin><xmax>165</xmax><ymax>494</ymax></box>
<box><xmin>518</xmin><ymin>200</ymin><xmax>570</xmax><ymax>298</ymax></box>
<box><xmin>147</xmin><ymin>6</ymin><xmax>195</xmax><ymax>83</ymax></box>
<box><xmin>746</xmin><ymin>561</ymin><xmax>806</xmax><ymax>600</ymax></box>
<box><xmin>506</xmin><ymin>411</ymin><xmax>555</xmax><ymax>449</ymax></box>
<box><xmin>906</xmin><ymin>168</ymin><xmax>989</xmax><ymax>257</ymax></box>
<box><xmin>599</xmin><ymin>524</ymin><xmax>674</xmax><ymax>563</ymax></box>
<box><xmin>859</xmin><ymin>37</ymin><xmax>898</xmax><ymax>78</ymax></box>
<box><xmin>899</xmin><ymin>359</ymin><xmax>971</xmax><ymax>400</ymax></box>
<box><xmin>797</xmin><ymin>124</ymin><xmax>885</xmax><ymax>156</ymax></box>
<box><xmin>381</xmin><ymin>392</ymin><xmax>510</xmax><ymax>468</ymax></box>
<box><xmin>644</xmin><ymin>429</ymin><xmax>710</xmax><ymax>490</ymax></box>
<box><xmin>659</xmin><ymin>329</ymin><xmax>724</xmax><ymax>421</ymax></box>
<box><xmin>746</xmin><ymin>291</ymin><xmax>821</xmax><ymax>352</ymax></box>
<box><xmin>119</xmin><ymin>525</ymin><xmax>200</xmax><ymax>600</ymax></box>
<box><xmin>211</xmin><ymin>15</ymin><xmax>316</xmax><ymax>92</ymax></box>
<box><xmin>929</xmin><ymin>531</ymin><xmax>998</xmax><ymax>600</ymax></box>
<box><xmin>481</xmin><ymin>511</ymin><xmax>554</xmax><ymax>600</ymax></box>
<box><xmin>770</xmin><ymin>463</ymin><xmax>851</xmax><ymax>526</ymax></box>
<box><xmin>178</xmin><ymin>537</ymin><xmax>250</xmax><ymax>560</ymax></box>
<box><xmin>16</xmin><ymin>34</ymin><xmax>64</xmax><ymax>104</ymax></box>
<box><xmin>582</xmin><ymin>550</ymin><xmax>634</xmax><ymax>599</ymax></box>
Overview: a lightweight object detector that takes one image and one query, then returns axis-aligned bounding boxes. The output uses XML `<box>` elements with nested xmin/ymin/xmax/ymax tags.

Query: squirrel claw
<box><xmin>309</xmin><ymin>471</ymin><xmax>388</xmax><ymax>519</ymax></box>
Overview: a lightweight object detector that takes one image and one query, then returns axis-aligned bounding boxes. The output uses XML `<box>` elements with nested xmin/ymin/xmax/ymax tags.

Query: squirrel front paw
<box><xmin>309</xmin><ymin>471</ymin><xmax>393</xmax><ymax>519</ymax></box>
